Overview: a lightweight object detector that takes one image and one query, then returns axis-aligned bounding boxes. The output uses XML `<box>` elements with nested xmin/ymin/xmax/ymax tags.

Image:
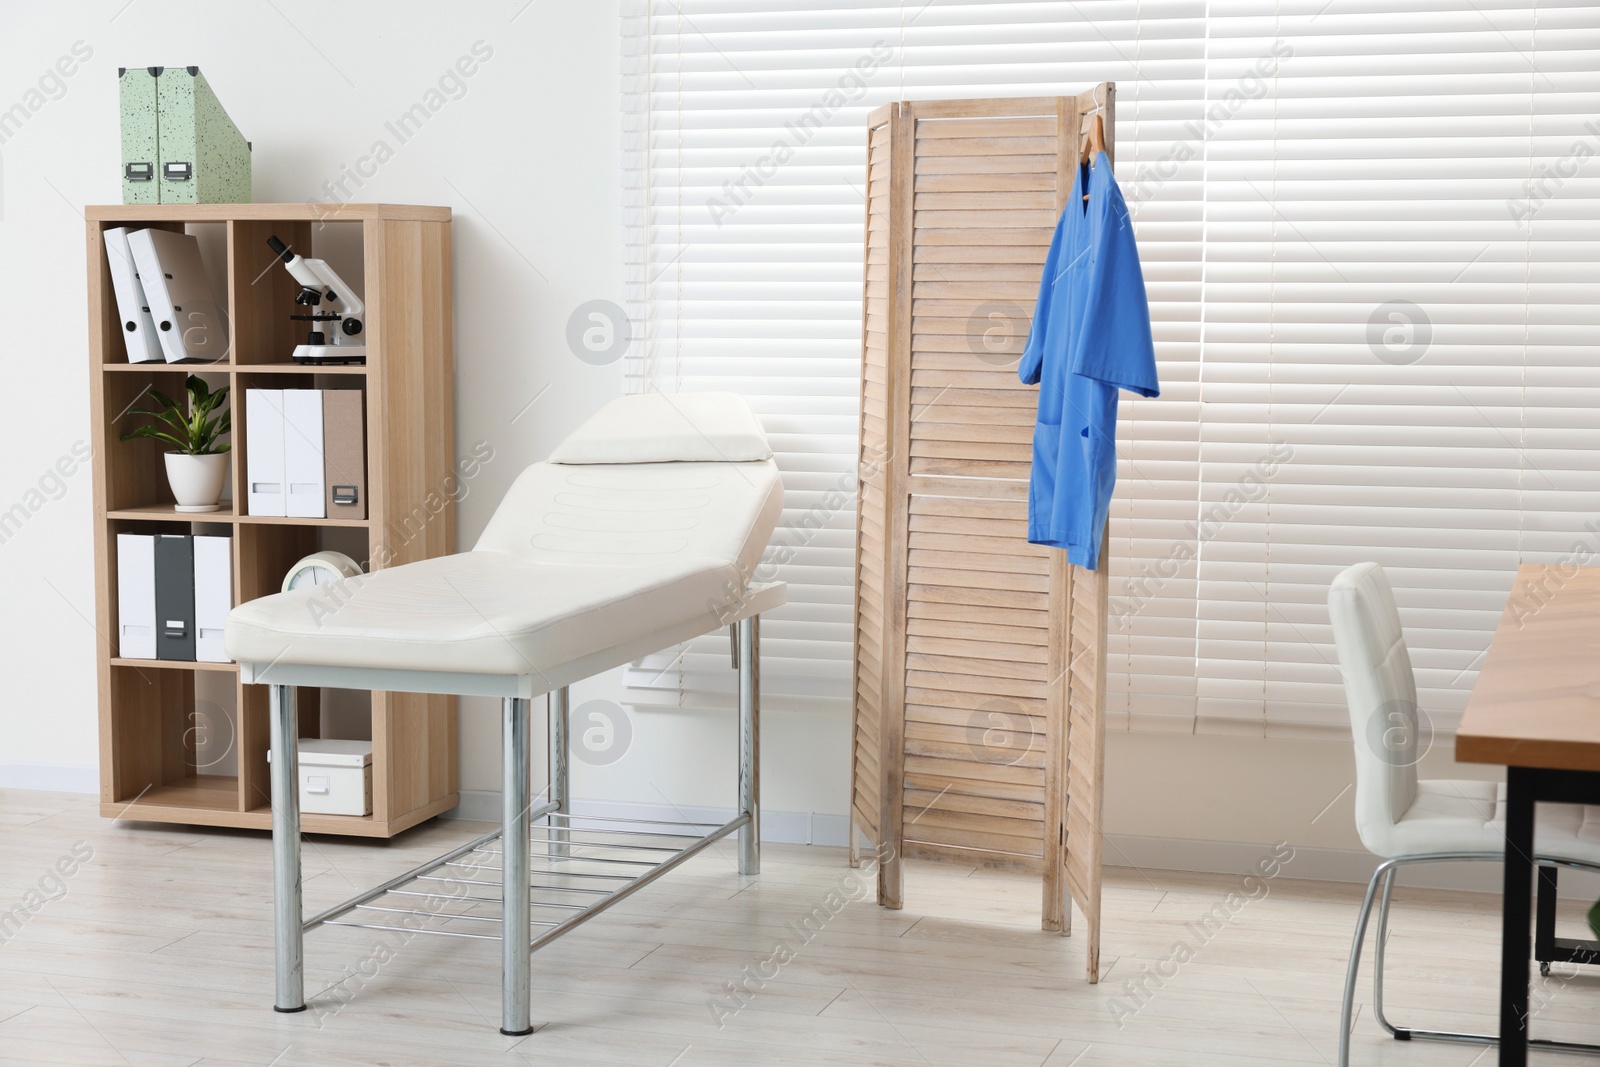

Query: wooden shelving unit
<box><xmin>86</xmin><ymin>203</ymin><xmax>458</xmax><ymax>838</ymax></box>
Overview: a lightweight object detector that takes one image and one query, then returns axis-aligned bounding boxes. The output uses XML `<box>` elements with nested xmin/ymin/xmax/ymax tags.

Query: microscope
<box><xmin>266</xmin><ymin>235</ymin><xmax>367</xmax><ymax>364</ymax></box>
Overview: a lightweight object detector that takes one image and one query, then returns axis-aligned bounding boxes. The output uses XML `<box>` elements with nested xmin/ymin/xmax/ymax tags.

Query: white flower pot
<box><xmin>165</xmin><ymin>452</ymin><xmax>228</xmax><ymax>513</ymax></box>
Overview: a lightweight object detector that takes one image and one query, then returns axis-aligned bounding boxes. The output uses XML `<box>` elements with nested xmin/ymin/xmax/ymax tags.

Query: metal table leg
<box><xmin>1498</xmin><ymin>766</ymin><xmax>1535</xmax><ymax>1067</ymax></box>
<box><xmin>737</xmin><ymin>615</ymin><xmax>761</xmax><ymax>876</ymax></box>
<box><xmin>270</xmin><ymin>684</ymin><xmax>305</xmax><ymax>1013</ymax></box>
<box><xmin>501</xmin><ymin>696</ymin><xmax>533</xmax><ymax>1036</ymax></box>
<box><xmin>549</xmin><ymin>687</ymin><xmax>569</xmax><ymax>859</ymax></box>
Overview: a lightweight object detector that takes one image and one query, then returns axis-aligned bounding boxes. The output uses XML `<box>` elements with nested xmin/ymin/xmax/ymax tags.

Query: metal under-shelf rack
<box><xmin>305</xmin><ymin>810</ymin><xmax>744</xmax><ymax>947</ymax></box>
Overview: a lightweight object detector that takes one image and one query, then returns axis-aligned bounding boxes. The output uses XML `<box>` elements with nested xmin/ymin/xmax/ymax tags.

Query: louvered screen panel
<box><xmin>1063</xmin><ymin>546</ymin><xmax>1108</xmax><ymax>977</ymax></box>
<box><xmin>900</xmin><ymin>105</ymin><xmax>1061</xmax><ymax>864</ymax></box>
<box><xmin>852</xmin><ymin>117</ymin><xmax>894</xmax><ymax>855</ymax></box>
<box><xmin>853</xmin><ymin>90</ymin><xmax>1112</xmax><ymax>983</ymax></box>
<box><xmin>903</xmin><ymin>485</ymin><xmax>1051</xmax><ymax>861</ymax></box>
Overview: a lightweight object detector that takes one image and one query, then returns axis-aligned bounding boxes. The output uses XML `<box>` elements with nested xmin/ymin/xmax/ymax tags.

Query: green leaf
<box><xmin>143</xmin><ymin>387</ymin><xmax>180</xmax><ymax>414</ymax></box>
<box><xmin>147</xmin><ymin>408</ymin><xmax>189</xmax><ymax>435</ymax></box>
<box><xmin>196</xmin><ymin>419</ymin><xmax>220</xmax><ymax>452</ymax></box>
<box><xmin>120</xmin><ymin>425</ymin><xmax>192</xmax><ymax>451</ymax></box>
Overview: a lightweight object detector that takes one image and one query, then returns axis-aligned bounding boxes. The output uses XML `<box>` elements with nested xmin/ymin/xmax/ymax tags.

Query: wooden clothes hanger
<box><xmin>1084</xmin><ymin>113</ymin><xmax>1105</xmax><ymax>163</ymax></box>
<box><xmin>1081</xmin><ymin>92</ymin><xmax>1106</xmax><ymax>202</ymax></box>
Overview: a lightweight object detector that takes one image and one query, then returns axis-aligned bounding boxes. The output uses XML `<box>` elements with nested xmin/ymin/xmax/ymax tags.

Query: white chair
<box><xmin>1328</xmin><ymin>562</ymin><xmax>1600</xmax><ymax>1065</ymax></box>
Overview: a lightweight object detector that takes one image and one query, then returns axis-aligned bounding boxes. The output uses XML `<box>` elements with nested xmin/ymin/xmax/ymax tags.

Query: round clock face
<box><xmin>288</xmin><ymin>566</ymin><xmax>334</xmax><ymax>591</ymax></box>
<box><xmin>283</xmin><ymin>552</ymin><xmax>362</xmax><ymax>594</ymax></box>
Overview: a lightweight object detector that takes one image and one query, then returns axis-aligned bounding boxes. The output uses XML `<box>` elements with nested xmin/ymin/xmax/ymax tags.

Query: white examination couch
<box><xmin>226</xmin><ymin>391</ymin><xmax>785</xmax><ymax>1035</ymax></box>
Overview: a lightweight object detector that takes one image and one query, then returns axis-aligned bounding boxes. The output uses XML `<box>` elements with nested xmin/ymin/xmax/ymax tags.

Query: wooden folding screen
<box><xmin>853</xmin><ymin>86</ymin><xmax>1115</xmax><ymax>982</ymax></box>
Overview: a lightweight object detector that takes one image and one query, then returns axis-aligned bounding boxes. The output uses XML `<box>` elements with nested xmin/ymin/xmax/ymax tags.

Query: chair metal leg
<box><xmin>549</xmin><ymin>687</ymin><xmax>569</xmax><ymax>859</ymax></box>
<box><xmin>501</xmin><ymin>696</ymin><xmax>533</xmax><ymax>1037</ymax></box>
<box><xmin>737</xmin><ymin>615</ymin><xmax>760</xmax><ymax>876</ymax></box>
<box><xmin>1348</xmin><ymin>853</ymin><xmax>1600</xmax><ymax>1056</ymax></box>
<box><xmin>1371</xmin><ymin>865</ymin><xmax>1398</xmax><ymax>1035</ymax></box>
<box><xmin>1339</xmin><ymin>861</ymin><xmax>1389</xmax><ymax>1067</ymax></box>
<box><xmin>269</xmin><ymin>684</ymin><xmax>306</xmax><ymax>1013</ymax></box>
<box><xmin>1363</xmin><ymin>856</ymin><xmax>1499</xmax><ymax>1049</ymax></box>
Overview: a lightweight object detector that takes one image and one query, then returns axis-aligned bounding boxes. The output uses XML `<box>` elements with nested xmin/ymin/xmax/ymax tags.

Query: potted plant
<box><xmin>121</xmin><ymin>374</ymin><xmax>231</xmax><ymax>513</ymax></box>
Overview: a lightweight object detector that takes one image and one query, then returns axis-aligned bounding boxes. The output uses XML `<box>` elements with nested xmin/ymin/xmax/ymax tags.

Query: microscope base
<box><xmin>291</xmin><ymin>344</ymin><xmax>367</xmax><ymax>365</ymax></box>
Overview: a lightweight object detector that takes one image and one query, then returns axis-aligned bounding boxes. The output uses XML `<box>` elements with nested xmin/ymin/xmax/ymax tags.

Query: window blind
<box><xmin>1173</xmin><ymin>0</ymin><xmax>1600</xmax><ymax>738</ymax></box>
<box><xmin>619</xmin><ymin>1</ymin><xmax>1600</xmax><ymax>739</ymax></box>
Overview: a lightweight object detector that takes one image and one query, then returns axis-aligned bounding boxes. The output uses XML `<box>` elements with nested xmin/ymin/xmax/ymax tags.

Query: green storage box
<box><xmin>119</xmin><ymin>65</ymin><xmax>251</xmax><ymax>205</ymax></box>
<box><xmin>118</xmin><ymin>67</ymin><xmax>159</xmax><ymax>204</ymax></box>
<box><xmin>156</xmin><ymin>66</ymin><xmax>250</xmax><ymax>204</ymax></box>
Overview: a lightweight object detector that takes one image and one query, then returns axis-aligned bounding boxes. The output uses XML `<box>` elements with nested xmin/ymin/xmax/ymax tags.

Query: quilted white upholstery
<box><xmin>1379</xmin><ymin>779</ymin><xmax>1600</xmax><ymax>863</ymax></box>
<box><xmin>225</xmin><ymin>397</ymin><xmax>783</xmax><ymax>679</ymax></box>
<box><xmin>1328</xmin><ymin>561</ymin><xmax>1419</xmax><ymax>828</ymax></box>
<box><xmin>1329</xmin><ymin>562</ymin><xmax>1600</xmax><ymax>862</ymax></box>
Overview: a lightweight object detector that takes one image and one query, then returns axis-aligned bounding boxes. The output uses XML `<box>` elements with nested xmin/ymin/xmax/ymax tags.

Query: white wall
<box><xmin>0</xmin><ymin>0</ymin><xmax>860</xmax><ymax>836</ymax></box>
<box><xmin>1104</xmin><ymin>731</ymin><xmax>1498</xmax><ymax>851</ymax></box>
<box><xmin>0</xmin><ymin>2</ymin><xmax>1522</xmax><ymax>883</ymax></box>
<box><xmin>0</xmin><ymin>0</ymin><xmax>627</xmax><ymax>780</ymax></box>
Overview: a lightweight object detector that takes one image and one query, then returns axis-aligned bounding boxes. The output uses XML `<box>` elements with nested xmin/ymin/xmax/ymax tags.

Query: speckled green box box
<box><xmin>155</xmin><ymin>67</ymin><xmax>251</xmax><ymax>204</ymax></box>
<box><xmin>118</xmin><ymin>67</ymin><xmax>159</xmax><ymax>204</ymax></box>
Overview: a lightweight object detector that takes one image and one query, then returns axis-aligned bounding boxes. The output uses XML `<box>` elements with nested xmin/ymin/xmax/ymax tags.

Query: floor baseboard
<box><xmin>449</xmin><ymin>799</ymin><xmax>1600</xmax><ymax>899</ymax></box>
<box><xmin>0</xmin><ymin>762</ymin><xmax>98</xmax><ymax>794</ymax></box>
<box><xmin>10</xmin><ymin>769</ymin><xmax>1596</xmax><ymax>900</ymax></box>
<box><xmin>445</xmin><ymin>790</ymin><xmax>853</xmax><ymax>848</ymax></box>
<box><xmin>1105</xmin><ymin>832</ymin><xmax>1600</xmax><ymax>900</ymax></box>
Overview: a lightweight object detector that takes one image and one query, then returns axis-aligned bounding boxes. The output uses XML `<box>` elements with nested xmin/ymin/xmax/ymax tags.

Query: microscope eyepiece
<box><xmin>266</xmin><ymin>235</ymin><xmax>293</xmax><ymax>263</ymax></box>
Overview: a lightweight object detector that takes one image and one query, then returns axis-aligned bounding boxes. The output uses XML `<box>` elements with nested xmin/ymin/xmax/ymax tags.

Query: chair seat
<box><xmin>1376</xmin><ymin>778</ymin><xmax>1600</xmax><ymax>865</ymax></box>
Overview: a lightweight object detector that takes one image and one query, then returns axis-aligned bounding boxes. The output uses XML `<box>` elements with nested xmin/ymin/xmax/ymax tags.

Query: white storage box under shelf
<box><xmin>268</xmin><ymin>739</ymin><xmax>373</xmax><ymax>816</ymax></box>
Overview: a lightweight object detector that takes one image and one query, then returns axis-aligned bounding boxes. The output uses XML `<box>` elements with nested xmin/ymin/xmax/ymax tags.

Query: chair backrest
<box><xmin>1327</xmin><ymin>562</ymin><xmax>1421</xmax><ymax>852</ymax></box>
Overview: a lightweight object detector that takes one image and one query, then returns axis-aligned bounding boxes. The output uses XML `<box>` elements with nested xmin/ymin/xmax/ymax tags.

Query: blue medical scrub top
<box><xmin>1018</xmin><ymin>152</ymin><xmax>1159</xmax><ymax>569</ymax></box>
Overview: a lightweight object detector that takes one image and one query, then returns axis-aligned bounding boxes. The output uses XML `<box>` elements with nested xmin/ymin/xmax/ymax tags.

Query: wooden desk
<box><xmin>1457</xmin><ymin>563</ymin><xmax>1600</xmax><ymax>1066</ymax></box>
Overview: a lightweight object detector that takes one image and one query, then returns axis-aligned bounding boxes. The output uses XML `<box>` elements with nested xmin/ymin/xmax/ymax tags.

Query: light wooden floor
<box><xmin>1</xmin><ymin>790</ymin><xmax>1595</xmax><ymax>1066</ymax></box>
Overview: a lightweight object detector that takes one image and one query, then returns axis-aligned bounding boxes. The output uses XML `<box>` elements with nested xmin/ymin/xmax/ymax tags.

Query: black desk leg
<box><xmin>1499</xmin><ymin>765</ymin><xmax>1536</xmax><ymax>1067</ymax></box>
<box><xmin>1535</xmin><ymin>865</ymin><xmax>1557</xmax><ymax>974</ymax></box>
